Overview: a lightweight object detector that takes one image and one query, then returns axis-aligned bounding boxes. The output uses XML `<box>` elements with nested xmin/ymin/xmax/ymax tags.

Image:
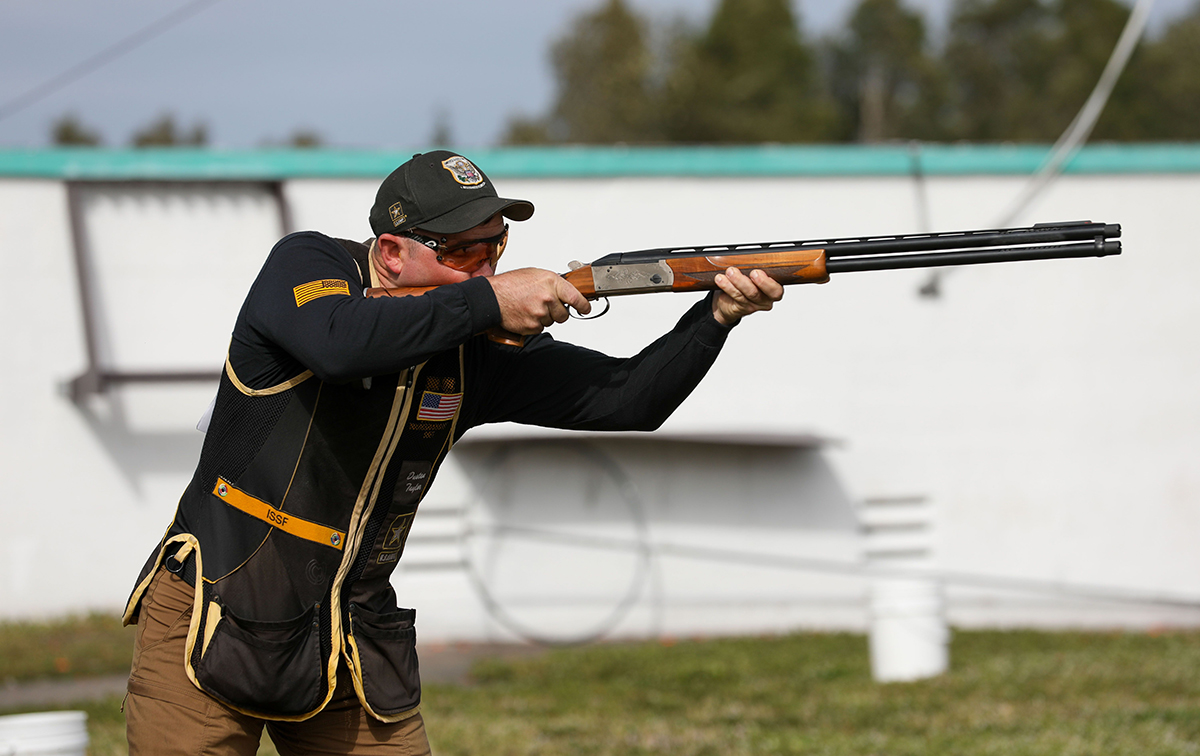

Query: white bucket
<box><xmin>0</xmin><ymin>711</ymin><xmax>88</xmax><ymax>756</ymax></box>
<box><xmin>868</xmin><ymin>577</ymin><xmax>949</xmax><ymax>683</ymax></box>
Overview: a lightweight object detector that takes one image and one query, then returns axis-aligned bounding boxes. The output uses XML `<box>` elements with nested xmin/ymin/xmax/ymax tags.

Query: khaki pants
<box><xmin>126</xmin><ymin>568</ymin><xmax>432</xmax><ymax>756</ymax></box>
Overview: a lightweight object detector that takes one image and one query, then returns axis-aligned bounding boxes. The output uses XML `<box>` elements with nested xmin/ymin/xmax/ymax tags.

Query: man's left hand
<box><xmin>711</xmin><ymin>268</ymin><xmax>784</xmax><ymax>327</ymax></box>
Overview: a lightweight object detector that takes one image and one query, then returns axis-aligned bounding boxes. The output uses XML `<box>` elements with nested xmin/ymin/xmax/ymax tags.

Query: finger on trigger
<box><xmin>559</xmin><ymin>279</ymin><xmax>591</xmax><ymax>316</ymax></box>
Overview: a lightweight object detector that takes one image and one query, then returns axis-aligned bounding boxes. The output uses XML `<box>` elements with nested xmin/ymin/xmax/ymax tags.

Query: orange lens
<box><xmin>436</xmin><ymin>226</ymin><xmax>508</xmax><ymax>272</ymax></box>
<box><xmin>437</xmin><ymin>243</ymin><xmax>496</xmax><ymax>272</ymax></box>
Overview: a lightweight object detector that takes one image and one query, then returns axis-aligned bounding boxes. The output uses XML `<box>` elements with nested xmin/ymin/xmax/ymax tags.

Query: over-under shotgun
<box><xmin>368</xmin><ymin>220</ymin><xmax>1121</xmax><ymax>344</ymax></box>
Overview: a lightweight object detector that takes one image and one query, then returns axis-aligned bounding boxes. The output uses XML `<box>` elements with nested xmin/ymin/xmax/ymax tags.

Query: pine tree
<box><xmin>662</xmin><ymin>0</ymin><xmax>836</xmax><ymax>142</ymax></box>
<box><xmin>826</xmin><ymin>0</ymin><xmax>948</xmax><ymax>142</ymax></box>
<box><xmin>501</xmin><ymin>0</ymin><xmax>658</xmax><ymax>144</ymax></box>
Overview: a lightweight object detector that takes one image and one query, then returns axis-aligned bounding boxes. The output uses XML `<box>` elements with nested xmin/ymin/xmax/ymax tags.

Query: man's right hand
<box><xmin>487</xmin><ymin>268</ymin><xmax>592</xmax><ymax>335</ymax></box>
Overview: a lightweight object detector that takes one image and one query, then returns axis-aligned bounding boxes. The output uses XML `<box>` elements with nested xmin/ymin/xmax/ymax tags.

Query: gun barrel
<box><xmin>820</xmin><ymin>222</ymin><xmax>1120</xmax><ymax>259</ymax></box>
<box><xmin>826</xmin><ymin>239</ymin><xmax>1121</xmax><ymax>274</ymax></box>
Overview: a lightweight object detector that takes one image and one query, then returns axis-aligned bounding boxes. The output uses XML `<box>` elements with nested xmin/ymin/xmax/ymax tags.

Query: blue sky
<box><xmin>0</xmin><ymin>0</ymin><xmax>1192</xmax><ymax>150</ymax></box>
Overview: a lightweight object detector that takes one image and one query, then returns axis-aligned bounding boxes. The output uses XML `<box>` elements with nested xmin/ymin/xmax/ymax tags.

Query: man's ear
<box><xmin>376</xmin><ymin>234</ymin><xmax>407</xmax><ymax>275</ymax></box>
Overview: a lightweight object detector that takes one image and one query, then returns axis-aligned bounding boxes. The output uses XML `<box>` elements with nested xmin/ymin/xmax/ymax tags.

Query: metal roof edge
<box><xmin>1</xmin><ymin>143</ymin><xmax>1198</xmax><ymax>180</ymax></box>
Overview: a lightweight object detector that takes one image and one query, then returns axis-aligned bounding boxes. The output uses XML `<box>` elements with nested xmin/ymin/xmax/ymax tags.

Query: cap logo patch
<box><xmin>389</xmin><ymin>201</ymin><xmax>406</xmax><ymax>227</ymax></box>
<box><xmin>441</xmin><ymin>156</ymin><xmax>485</xmax><ymax>186</ymax></box>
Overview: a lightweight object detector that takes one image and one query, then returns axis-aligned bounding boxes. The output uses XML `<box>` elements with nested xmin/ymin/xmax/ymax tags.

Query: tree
<box><xmin>1045</xmin><ymin>0</ymin><xmax>1146</xmax><ymax>141</ymax></box>
<box><xmin>942</xmin><ymin>0</ymin><xmax>1054</xmax><ymax>140</ymax></box>
<box><xmin>131</xmin><ymin>113</ymin><xmax>208</xmax><ymax>147</ymax></box>
<box><xmin>825</xmin><ymin>0</ymin><xmax>949</xmax><ymax>141</ymax></box>
<box><xmin>429</xmin><ymin>109</ymin><xmax>454</xmax><ymax>148</ymax></box>
<box><xmin>51</xmin><ymin>113</ymin><xmax>103</xmax><ymax>146</ymax></box>
<box><xmin>287</xmin><ymin>129</ymin><xmax>322</xmax><ymax>148</ymax></box>
<box><xmin>501</xmin><ymin>0</ymin><xmax>658</xmax><ymax>144</ymax></box>
<box><xmin>499</xmin><ymin>0</ymin><xmax>1200</xmax><ymax>146</ymax></box>
<box><xmin>661</xmin><ymin>0</ymin><xmax>836</xmax><ymax>142</ymax></box>
<box><xmin>941</xmin><ymin>0</ymin><xmax>1130</xmax><ymax>141</ymax></box>
<box><xmin>1102</xmin><ymin>2</ymin><xmax>1200</xmax><ymax>140</ymax></box>
<box><xmin>258</xmin><ymin>129</ymin><xmax>324</xmax><ymax>149</ymax></box>
<box><xmin>501</xmin><ymin>116</ymin><xmax>554</xmax><ymax>145</ymax></box>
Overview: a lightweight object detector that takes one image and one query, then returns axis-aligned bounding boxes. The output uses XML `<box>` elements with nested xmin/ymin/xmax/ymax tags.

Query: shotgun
<box><xmin>368</xmin><ymin>220</ymin><xmax>1121</xmax><ymax>344</ymax></box>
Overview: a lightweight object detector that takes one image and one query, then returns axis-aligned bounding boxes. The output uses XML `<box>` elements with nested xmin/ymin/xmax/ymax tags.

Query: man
<box><xmin>122</xmin><ymin>150</ymin><xmax>782</xmax><ymax>755</ymax></box>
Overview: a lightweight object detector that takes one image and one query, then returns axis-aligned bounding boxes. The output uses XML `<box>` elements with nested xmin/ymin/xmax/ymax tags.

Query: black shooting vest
<box><xmin>123</xmin><ymin>240</ymin><xmax>462</xmax><ymax>722</ymax></box>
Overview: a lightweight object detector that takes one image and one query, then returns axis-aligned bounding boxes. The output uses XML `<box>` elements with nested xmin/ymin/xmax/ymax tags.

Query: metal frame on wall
<box><xmin>64</xmin><ymin>179</ymin><xmax>293</xmax><ymax>403</ymax></box>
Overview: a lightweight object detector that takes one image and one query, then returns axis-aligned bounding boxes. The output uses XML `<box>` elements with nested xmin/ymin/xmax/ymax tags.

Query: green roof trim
<box><xmin>1</xmin><ymin>144</ymin><xmax>1198</xmax><ymax>180</ymax></box>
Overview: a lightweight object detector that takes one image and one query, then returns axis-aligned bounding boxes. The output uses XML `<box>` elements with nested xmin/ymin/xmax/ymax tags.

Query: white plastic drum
<box><xmin>0</xmin><ymin>711</ymin><xmax>88</xmax><ymax>756</ymax></box>
<box><xmin>868</xmin><ymin>576</ymin><xmax>949</xmax><ymax>682</ymax></box>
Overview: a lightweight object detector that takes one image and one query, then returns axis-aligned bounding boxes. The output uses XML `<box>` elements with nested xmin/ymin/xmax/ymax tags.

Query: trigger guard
<box><xmin>570</xmin><ymin>297</ymin><xmax>610</xmax><ymax>321</ymax></box>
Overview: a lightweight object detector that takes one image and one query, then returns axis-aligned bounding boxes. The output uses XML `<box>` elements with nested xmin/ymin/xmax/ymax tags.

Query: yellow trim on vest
<box><xmin>346</xmin><ymin>625</ymin><xmax>423</xmax><ymax>723</ymax></box>
<box><xmin>327</xmin><ymin>365</ymin><xmax>422</xmax><ymax>591</ymax></box>
<box><xmin>225</xmin><ymin>357</ymin><xmax>313</xmax><ymax>397</ymax></box>
<box><xmin>339</xmin><ymin>366</ymin><xmax>432</xmax><ymax>723</ymax></box>
<box><xmin>212</xmin><ymin>478</ymin><xmax>346</xmax><ymax>551</ymax></box>
<box><xmin>326</xmin><ymin>364</ymin><xmax>422</xmax><ymax>719</ymax></box>
<box><xmin>122</xmin><ymin>533</ymin><xmax>197</xmax><ymax>627</ymax></box>
<box><xmin>446</xmin><ymin>344</ymin><xmax>465</xmax><ymax>449</ymax></box>
<box><xmin>202</xmin><ymin>601</ymin><xmax>222</xmax><ymax>655</ymax></box>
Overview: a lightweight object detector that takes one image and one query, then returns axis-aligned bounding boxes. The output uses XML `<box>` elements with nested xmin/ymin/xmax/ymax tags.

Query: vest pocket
<box><xmin>194</xmin><ymin>601</ymin><xmax>324</xmax><ymax>716</ymax></box>
<box><xmin>347</xmin><ymin>604</ymin><xmax>420</xmax><ymax>716</ymax></box>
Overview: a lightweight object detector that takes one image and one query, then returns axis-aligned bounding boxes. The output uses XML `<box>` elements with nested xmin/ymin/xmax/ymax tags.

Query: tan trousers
<box><xmin>126</xmin><ymin>568</ymin><xmax>432</xmax><ymax>756</ymax></box>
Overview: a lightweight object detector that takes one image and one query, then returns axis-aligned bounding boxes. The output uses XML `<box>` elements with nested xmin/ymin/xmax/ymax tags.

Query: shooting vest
<box><xmin>123</xmin><ymin>240</ymin><xmax>463</xmax><ymax>722</ymax></box>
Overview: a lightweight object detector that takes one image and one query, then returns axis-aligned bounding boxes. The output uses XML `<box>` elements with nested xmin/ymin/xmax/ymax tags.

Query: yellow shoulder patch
<box><xmin>294</xmin><ymin>279</ymin><xmax>350</xmax><ymax>307</ymax></box>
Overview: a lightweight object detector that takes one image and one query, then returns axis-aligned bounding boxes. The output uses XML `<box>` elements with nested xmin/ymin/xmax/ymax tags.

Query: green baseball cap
<box><xmin>369</xmin><ymin>150</ymin><xmax>534</xmax><ymax>237</ymax></box>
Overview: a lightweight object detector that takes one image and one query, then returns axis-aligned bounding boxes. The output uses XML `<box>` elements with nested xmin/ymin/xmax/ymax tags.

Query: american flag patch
<box><xmin>293</xmin><ymin>279</ymin><xmax>350</xmax><ymax>307</ymax></box>
<box><xmin>417</xmin><ymin>391</ymin><xmax>462</xmax><ymax>421</ymax></box>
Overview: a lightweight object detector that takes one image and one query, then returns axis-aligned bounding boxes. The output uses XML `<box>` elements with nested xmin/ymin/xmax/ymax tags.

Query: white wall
<box><xmin>2</xmin><ymin>168</ymin><xmax>1197</xmax><ymax>636</ymax></box>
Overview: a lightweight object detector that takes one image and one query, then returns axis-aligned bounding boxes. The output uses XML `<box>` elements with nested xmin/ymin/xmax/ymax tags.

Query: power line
<box><xmin>0</xmin><ymin>0</ymin><xmax>228</xmax><ymax>125</ymax></box>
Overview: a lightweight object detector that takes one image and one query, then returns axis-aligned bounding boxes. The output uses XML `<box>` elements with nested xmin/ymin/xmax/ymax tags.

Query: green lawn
<box><xmin>0</xmin><ymin>613</ymin><xmax>132</xmax><ymax>682</ymax></box>
<box><xmin>424</xmin><ymin>630</ymin><xmax>1200</xmax><ymax>755</ymax></box>
<box><xmin>2</xmin><ymin>615</ymin><xmax>1199</xmax><ymax>755</ymax></box>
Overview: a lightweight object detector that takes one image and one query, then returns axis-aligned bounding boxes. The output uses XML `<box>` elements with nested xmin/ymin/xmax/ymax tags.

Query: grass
<box><xmin>2</xmin><ymin>615</ymin><xmax>1199</xmax><ymax>755</ymax></box>
<box><xmin>0</xmin><ymin>613</ymin><xmax>133</xmax><ymax>682</ymax></box>
<box><xmin>422</xmin><ymin>630</ymin><xmax>1200</xmax><ymax>756</ymax></box>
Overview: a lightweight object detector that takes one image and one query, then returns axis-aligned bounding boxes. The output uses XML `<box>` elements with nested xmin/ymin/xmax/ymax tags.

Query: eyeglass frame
<box><xmin>400</xmin><ymin>223</ymin><xmax>509</xmax><ymax>272</ymax></box>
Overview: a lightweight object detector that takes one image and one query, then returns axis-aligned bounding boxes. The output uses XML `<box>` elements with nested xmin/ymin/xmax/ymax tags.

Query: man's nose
<box><xmin>469</xmin><ymin>261</ymin><xmax>495</xmax><ymax>278</ymax></box>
